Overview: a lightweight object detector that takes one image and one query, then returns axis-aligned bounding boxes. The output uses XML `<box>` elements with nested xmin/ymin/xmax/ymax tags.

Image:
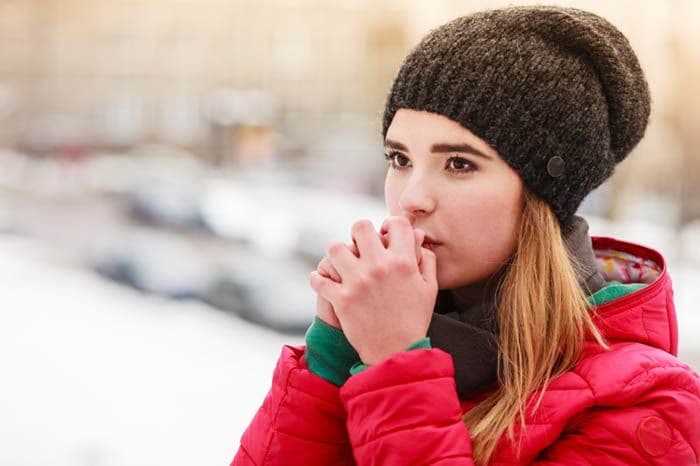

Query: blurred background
<box><xmin>0</xmin><ymin>0</ymin><xmax>698</xmax><ymax>464</ymax></box>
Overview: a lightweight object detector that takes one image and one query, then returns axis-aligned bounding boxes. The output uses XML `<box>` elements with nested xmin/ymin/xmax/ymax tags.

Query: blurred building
<box><xmin>0</xmin><ymin>0</ymin><xmax>411</xmax><ymax>160</ymax></box>
<box><xmin>0</xmin><ymin>0</ymin><xmax>698</xmax><ymax>220</ymax></box>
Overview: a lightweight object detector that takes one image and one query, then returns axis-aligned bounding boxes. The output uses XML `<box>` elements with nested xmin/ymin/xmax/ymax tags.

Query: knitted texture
<box><xmin>381</xmin><ymin>5</ymin><xmax>651</xmax><ymax>232</ymax></box>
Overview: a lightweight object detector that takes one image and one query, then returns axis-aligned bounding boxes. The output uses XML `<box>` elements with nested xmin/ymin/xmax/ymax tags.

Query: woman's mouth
<box><xmin>422</xmin><ymin>240</ymin><xmax>442</xmax><ymax>251</ymax></box>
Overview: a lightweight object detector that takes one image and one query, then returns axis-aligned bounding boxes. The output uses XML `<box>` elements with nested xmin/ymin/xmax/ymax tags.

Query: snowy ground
<box><xmin>0</xmin><ymin>235</ymin><xmax>301</xmax><ymax>466</ymax></box>
<box><xmin>0</xmin><ymin>226</ymin><xmax>698</xmax><ymax>466</ymax></box>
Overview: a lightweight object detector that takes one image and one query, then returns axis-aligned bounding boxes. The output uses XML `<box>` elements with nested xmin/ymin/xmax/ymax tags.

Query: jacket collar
<box><xmin>588</xmin><ymin>236</ymin><xmax>676</xmax><ymax>354</ymax></box>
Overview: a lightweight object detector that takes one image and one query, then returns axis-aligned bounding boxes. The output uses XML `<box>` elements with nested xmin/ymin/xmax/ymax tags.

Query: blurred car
<box><xmin>118</xmin><ymin>144</ymin><xmax>211</xmax><ymax>230</ymax></box>
<box><xmin>202</xmin><ymin>253</ymin><xmax>316</xmax><ymax>335</ymax></box>
<box><xmin>90</xmin><ymin>229</ymin><xmax>217</xmax><ymax>300</ymax></box>
<box><xmin>126</xmin><ymin>179</ymin><xmax>206</xmax><ymax>230</ymax></box>
<box><xmin>200</xmin><ymin>175</ymin><xmax>387</xmax><ymax>264</ymax></box>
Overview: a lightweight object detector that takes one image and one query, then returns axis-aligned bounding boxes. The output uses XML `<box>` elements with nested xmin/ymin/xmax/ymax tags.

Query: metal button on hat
<box><xmin>547</xmin><ymin>156</ymin><xmax>565</xmax><ymax>177</ymax></box>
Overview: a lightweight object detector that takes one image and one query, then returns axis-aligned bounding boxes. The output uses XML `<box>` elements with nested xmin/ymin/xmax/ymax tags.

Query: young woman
<box><xmin>230</xmin><ymin>5</ymin><xmax>700</xmax><ymax>465</ymax></box>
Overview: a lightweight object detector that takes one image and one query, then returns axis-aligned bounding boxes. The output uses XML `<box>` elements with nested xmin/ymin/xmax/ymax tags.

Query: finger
<box><xmin>380</xmin><ymin>231</ymin><xmax>389</xmax><ymax>248</ymax></box>
<box><xmin>351</xmin><ymin>219</ymin><xmax>384</xmax><ymax>260</ymax></box>
<box><xmin>322</xmin><ymin>241</ymin><xmax>359</xmax><ymax>282</ymax></box>
<box><xmin>316</xmin><ymin>295</ymin><xmax>341</xmax><ymax>329</ymax></box>
<box><xmin>418</xmin><ymin>246</ymin><xmax>437</xmax><ymax>285</ymax></box>
<box><xmin>349</xmin><ymin>241</ymin><xmax>359</xmax><ymax>257</ymax></box>
<box><xmin>414</xmin><ymin>228</ymin><xmax>425</xmax><ymax>266</ymax></box>
<box><xmin>326</xmin><ymin>240</ymin><xmax>357</xmax><ymax>277</ymax></box>
<box><xmin>381</xmin><ymin>216</ymin><xmax>415</xmax><ymax>256</ymax></box>
<box><xmin>318</xmin><ymin>257</ymin><xmax>341</xmax><ymax>282</ymax></box>
<box><xmin>309</xmin><ymin>271</ymin><xmax>342</xmax><ymax>302</ymax></box>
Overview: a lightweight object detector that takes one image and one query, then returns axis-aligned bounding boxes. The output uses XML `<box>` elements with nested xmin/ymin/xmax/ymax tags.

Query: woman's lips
<box><xmin>422</xmin><ymin>241</ymin><xmax>442</xmax><ymax>251</ymax></box>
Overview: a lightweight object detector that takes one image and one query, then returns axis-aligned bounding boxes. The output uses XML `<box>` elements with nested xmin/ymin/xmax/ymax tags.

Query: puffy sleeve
<box><xmin>230</xmin><ymin>344</ymin><xmax>355</xmax><ymax>466</ymax></box>
<box><xmin>339</xmin><ymin>347</ymin><xmax>476</xmax><ymax>465</ymax></box>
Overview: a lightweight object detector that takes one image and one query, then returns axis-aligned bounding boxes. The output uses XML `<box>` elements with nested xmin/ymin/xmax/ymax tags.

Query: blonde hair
<box><xmin>463</xmin><ymin>189</ymin><xmax>608</xmax><ymax>465</ymax></box>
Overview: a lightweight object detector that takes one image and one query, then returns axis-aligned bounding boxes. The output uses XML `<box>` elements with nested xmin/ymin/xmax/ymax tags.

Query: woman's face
<box><xmin>384</xmin><ymin>109</ymin><xmax>524</xmax><ymax>290</ymax></box>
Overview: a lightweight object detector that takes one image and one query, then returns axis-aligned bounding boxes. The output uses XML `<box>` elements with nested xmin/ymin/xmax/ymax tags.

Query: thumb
<box><xmin>418</xmin><ymin>246</ymin><xmax>437</xmax><ymax>285</ymax></box>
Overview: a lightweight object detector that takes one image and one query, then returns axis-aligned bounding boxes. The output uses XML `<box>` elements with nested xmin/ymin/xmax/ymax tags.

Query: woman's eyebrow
<box><xmin>431</xmin><ymin>143</ymin><xmax>492</xmax><ymax>161</ymax></box>
<box><xmin>384</xmin><ymin>139</ymin><xmax>492</xmax><ymax>161</ymax></box>
<box><xmin>384</xmin><ymin>139</ymin><xmax>409</xmax><ymax>151</ymax></box>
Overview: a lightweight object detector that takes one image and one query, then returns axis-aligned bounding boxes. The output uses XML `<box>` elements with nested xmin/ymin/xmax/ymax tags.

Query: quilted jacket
<box><xmin>230</xmin><ymin>236</ymin><xmax>700</xmax><ymax>465</ymax></box>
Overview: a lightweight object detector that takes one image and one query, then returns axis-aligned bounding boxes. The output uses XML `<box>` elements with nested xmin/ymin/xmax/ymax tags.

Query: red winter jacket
<box><xmin>230</xmin><ymin>237</ymin><xmax>700</xmax><ymax>465</ymax></box>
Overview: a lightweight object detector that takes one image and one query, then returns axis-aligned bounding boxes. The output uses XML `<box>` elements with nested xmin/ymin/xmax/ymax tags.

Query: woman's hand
<box><xmin>314</xmin><ymin>223</ymin><xmax>425</xmax><ymax>331</ymax></box>
<box><xmin>310</xmin><ymin>216</ymin><xmax>437</xmax><ymax>365</ymax></box>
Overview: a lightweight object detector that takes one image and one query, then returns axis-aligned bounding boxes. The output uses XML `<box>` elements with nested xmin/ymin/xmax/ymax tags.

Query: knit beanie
<box><xmin>381</xmin><ymin>5</ymin><xmax>651</xmax><ymax>232</ymax></box>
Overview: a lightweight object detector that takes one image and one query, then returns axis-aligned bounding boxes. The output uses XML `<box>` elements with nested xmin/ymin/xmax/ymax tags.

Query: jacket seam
<box><xmin>287</xmin><ymin>382</ymin><xmax>343</xmax><ymax>410</ymax></box>
<box><xmin>624</xmin><ymin>365</ymin><xmax>700</xmax><ymax>398</ymax></box>
<box><xmin>343</xmin><ymin>374</ymin><xmax>454</xmax><ymax>399</ymax></box>
<box><xmin>639</xmin><ymin>304</ymin><xmax>652</xmax><ymax>344</ymax></box>
<box><xmin>575</xmin><ymin>346</ymin><xmax>700</xmax><ymax>400</ymax></box>
<box><xmin>569</xmin><ymin>368</ymin><xmax>598</xmax><ymax>402</ymax></box>
<box><xmin>260</xmin><ymin>360</ymin><xmax>296</xmax><ymax>465</ymax></box>
<box><xmin>349</xmin><ymin>417</ymin><xmax>464</xmax><ymax>450</ymax></box>
<box><xmin>275</xmin><ymin>428</ymin><xmax>351</xmax><ymax>446</ymax></box>
<box><xmin>425</xmin><ymin>453</ymin><xmax>474</xmax><ymax>464</ymax></box>
<box><xmin>238</xmin><ymin>444</ymin><xmax>257</xmax><ymax>466</ymax></box>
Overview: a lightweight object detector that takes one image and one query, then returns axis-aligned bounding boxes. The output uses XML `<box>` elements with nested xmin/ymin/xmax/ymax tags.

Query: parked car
<box><xmin>90</xmin><ymin>229</ymin><xmax>216</xmax><ymax>300</ymax></box>
<box><xmin>202</xmin><ymin>253</ymin><xmax>315</xmax><ymax>335</ymax></box>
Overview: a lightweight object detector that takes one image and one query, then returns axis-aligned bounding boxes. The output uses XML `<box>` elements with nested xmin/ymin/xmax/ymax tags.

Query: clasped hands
<box><xmin>309</xmin><ymin>216</ymin><xmax>438</xmax><ymax>366</ymax></box>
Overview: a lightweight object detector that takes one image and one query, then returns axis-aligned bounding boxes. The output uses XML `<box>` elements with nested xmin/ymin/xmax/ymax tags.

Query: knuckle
<box><xmin>369</xmin><ymin>264</ymin><xmax>389</xmax><ymax>279</ymax></box>
<box><xmin>354</xmin><ymin>274</ymin><xmax>371</xmax><ymax>291</ymax></box>
<box><xmin>393</xmin><ymin>256</ymin><xmax>414</xmax><ymax>273</ymax></box>
<box><xmin>317</xmin><ymin>264</ymin><xmax>330</xmax><ymax>277</ymax></box>
<box><xmin>337</xmin><ymin>289</ymin><xmax>354</xmax><ymax>306</ymax></box>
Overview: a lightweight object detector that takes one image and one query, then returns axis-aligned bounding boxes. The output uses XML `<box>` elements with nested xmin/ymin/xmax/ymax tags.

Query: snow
<box><xmin>0</xmin><ymin>235</ymin><xmax>301</xmax><ymax>466</ymax></box>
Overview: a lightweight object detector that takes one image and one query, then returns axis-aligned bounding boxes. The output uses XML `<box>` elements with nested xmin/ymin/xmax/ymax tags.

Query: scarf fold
<box><xmin>426</xmin><ymin>215</ymin><xmax>606</xmax><ymax>398</ymax></box>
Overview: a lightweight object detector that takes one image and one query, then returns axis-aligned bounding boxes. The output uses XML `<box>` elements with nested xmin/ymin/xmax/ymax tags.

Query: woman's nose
<box><xmin>398</xmin><ymin>179</ymin><xmax>436</xmax><ymax>217</ymax></box>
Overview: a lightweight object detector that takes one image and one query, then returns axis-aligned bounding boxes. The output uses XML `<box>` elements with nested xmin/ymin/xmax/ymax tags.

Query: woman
<box><xmin>231</xmin><ymin>5</ymin><xmax>700</xmax><ymax>465</ymax></box>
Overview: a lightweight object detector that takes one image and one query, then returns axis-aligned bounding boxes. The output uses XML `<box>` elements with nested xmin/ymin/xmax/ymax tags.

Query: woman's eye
<box><xmin>447</xmin><ymin>157</ymin><xmax>475</xmax><ymax>173</ymax></box>
<box><xmin>384</xmin><ymin>151</ymin><xmax>410</xmax><ymax>170</ymax></box>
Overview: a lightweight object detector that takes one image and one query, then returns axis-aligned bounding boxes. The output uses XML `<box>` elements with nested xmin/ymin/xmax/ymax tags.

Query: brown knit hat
<box><xmin>382</xmin><ymin>5</ymin><xmax>651</xmax><ymax>232</ymax></box>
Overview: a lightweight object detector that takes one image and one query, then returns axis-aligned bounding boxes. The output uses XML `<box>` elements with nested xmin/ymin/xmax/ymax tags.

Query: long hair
<box><xmin>463</xmin><ymin>189</ymin><xmax>608</xmax><ymax>465</ymax></box>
